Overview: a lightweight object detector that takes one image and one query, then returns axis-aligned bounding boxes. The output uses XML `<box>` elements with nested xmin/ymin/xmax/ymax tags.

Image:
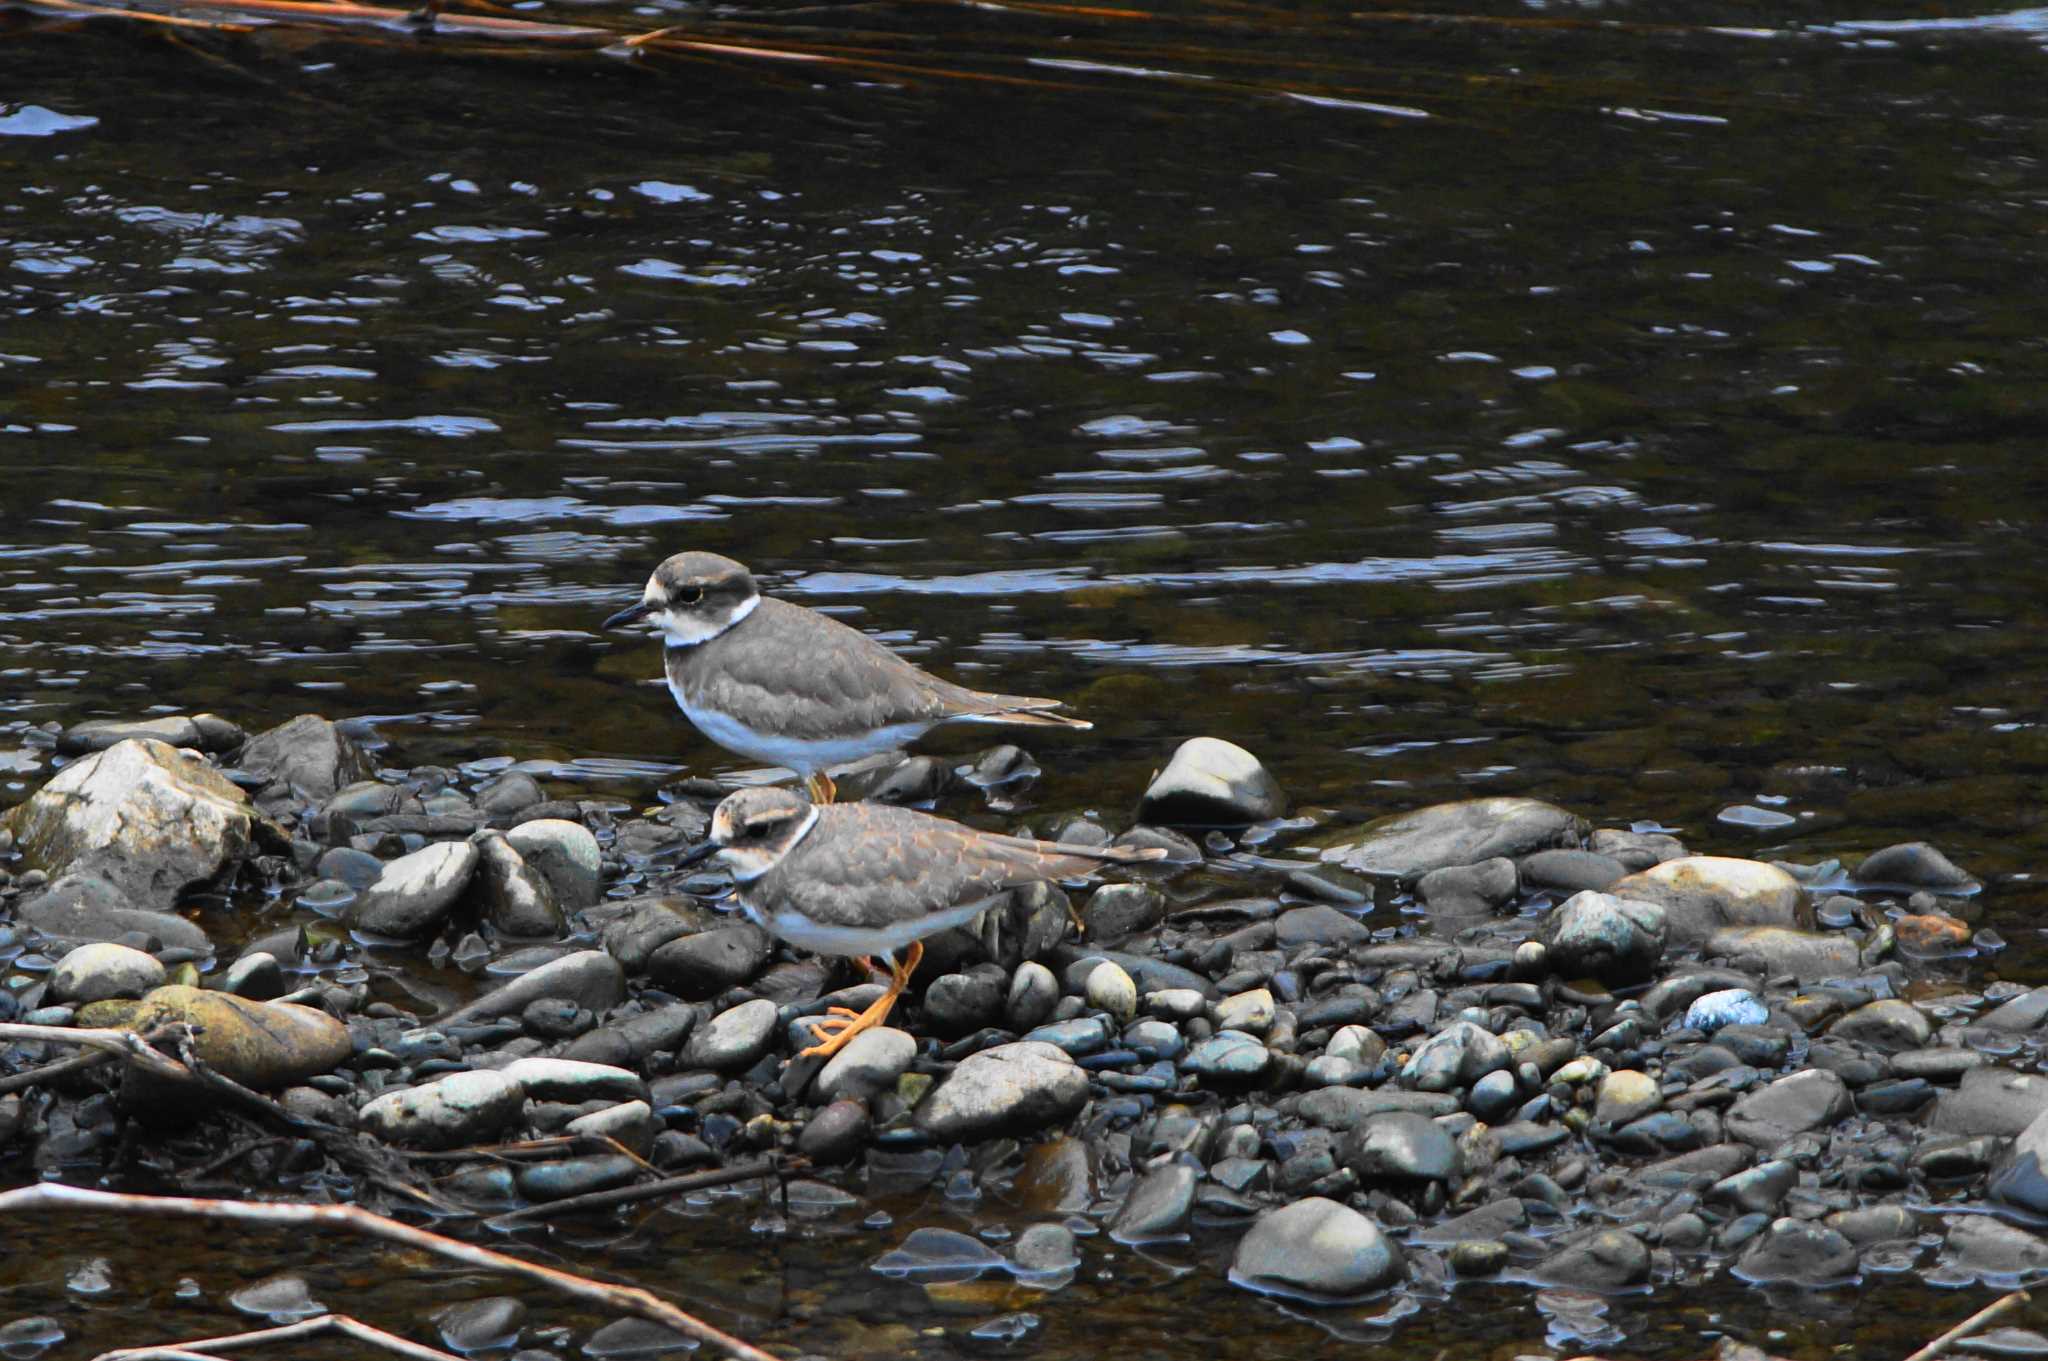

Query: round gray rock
<box><xmin>1732</xmin><ymin>1218</ymin><xmax>1858</xmax><ymax>1284</ymax></box>
<box><xmin>347</xmin><ymin>840</ymin><xmax>480</xmax><ymax>939</ymax></box>
<box><xmin>682</xmin><ymin>999</ymin><xmax>779</xmax><ymax>1072</ymax></box>
<box><xmin>506</xmin><ymin>818</ymin><xmax>603</xmax><ymax>910</ymax></box>
<box><xmin>1138</xmin><ymin>737</ymin><xmax>1287</xmax><ymax>826</ymax></box>
<box><xmin>1542</xmin><ymin>891</ymin><xmax>1668</xmax><ymax>985</ymax></box>
<box><xmin>1340</xmin><ymin>1111</ymin><xmax>1459</xmax><ymax>1183</ymax></box>
<box><xmin>359</xmin><ymin>1070</ymin><xmax>525</xmax><ymax>1150</ymax></box>
<box><xmin>1230</xmin><ymin>1197</ymin><xmax>1406</xmax><ymax>1302</ymax></box>
<box><xmin>812</xmin><ymin>1027</ymin><xmax>916</xmax><ymax>1103</ymax></box>
<box><xmin>48</xmin><ymin>942</ymin><xmax>165</xmax><ymax>1004</ymax></box>
<box><xmin>914</xmin><ymin>1041</ymin><xmax>1088</xmax><ymax>1141</ymax></box>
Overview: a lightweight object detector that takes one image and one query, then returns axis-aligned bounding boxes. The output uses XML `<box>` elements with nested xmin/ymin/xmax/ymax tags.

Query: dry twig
<box><xmin>93</xmin><ymin>1312</ymin><xmax>463</xmax><ymax>1361</ymax></box>
<box><xmin>1902</xmin><ymin>1288</ymin><xmax>2031</xmax><ymax>1361</ymax></box>
<box><xmin>0</xmin><ymin>1183</ymin><xmax>781</xmax><ymax>1361</ymax></box>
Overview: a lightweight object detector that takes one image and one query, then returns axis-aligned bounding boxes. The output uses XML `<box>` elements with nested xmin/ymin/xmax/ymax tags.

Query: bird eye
<box><xmin>678</xmin><ymin>585</ymin><xmax>704</xmax><ymax>605</ymax></box>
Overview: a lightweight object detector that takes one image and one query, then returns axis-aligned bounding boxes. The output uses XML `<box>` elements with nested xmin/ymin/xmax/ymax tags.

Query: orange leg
<box><xmin>800</xmin><ymin>941</ymin><xmax>922</xmax><ymax>1059</ymax></box>
<box><xmin>803</xmin><ymin>770</ymin><xmax>838</xmax><ymax>805</ymax></box>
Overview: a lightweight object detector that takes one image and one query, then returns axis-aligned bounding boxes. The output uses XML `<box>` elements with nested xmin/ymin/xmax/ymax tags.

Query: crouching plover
<box><xmin>679</xmin><ymin>786</ymin><xmax>1165</xmax><ymax>1058</ymax></box>
<box><xmin>604</xmin><ymin>551</ymin><xmax>1089</xmax><ymax>803</ymax></box>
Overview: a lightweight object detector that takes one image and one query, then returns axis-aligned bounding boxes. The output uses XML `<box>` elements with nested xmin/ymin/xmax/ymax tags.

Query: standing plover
<box><xmin>680</xmin><ymin>786</ymin><xmax>1163</xmax><ymax>1057</ymax></box>
<box><xmin>605</xmin><ymin>551</ymin><xmax>1088</xmax><ymax>802</ymax></box>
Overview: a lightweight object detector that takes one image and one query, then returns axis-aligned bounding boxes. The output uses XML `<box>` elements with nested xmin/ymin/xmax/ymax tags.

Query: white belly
<box><xmin>670</xmin><ymin>675</ymin><xmax>928</xmax><ymax>776</ymax></box>
<box><xmin>744</xmin><ymin>895</ymin><xmax>1000</xmax><ymax>959</ymax></box>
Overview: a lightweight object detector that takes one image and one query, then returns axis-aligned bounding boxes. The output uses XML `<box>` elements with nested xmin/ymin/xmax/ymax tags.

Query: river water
<box><xmin>3</xmin><ymin>0</ymin><xmax>2048</xmax><ymax>1353</ymax></box>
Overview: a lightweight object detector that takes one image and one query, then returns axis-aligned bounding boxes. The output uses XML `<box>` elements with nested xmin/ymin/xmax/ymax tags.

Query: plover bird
<box><xmin>681</xmin><ymin>786</ymin><xmax>1165</xmax><ymax>1057</ymax></box>
<box><xmin>604</xmin><ymin>551</ymin><xmax>1089</xmax><ymax>803</ymax></box>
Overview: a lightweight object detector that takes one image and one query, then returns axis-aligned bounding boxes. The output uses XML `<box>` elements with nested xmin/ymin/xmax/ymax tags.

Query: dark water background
<box><xmin>5</xmin><ymin>0</ymin><xmax>2048</xmax><ymax>1352</ymax></box>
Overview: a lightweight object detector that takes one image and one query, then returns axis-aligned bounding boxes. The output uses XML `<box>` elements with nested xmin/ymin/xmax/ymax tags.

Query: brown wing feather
<box><xmin>755</xmin><ymin>803</ymin><xmax>1159</xmax><ymax>933</ymax></box>
<box><xmin>686</xmin><ymin>597</ymin><xmax>1085</xmax><ymax>738</ymax></box>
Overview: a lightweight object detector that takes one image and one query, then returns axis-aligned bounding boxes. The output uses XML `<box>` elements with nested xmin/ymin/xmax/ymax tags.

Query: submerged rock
<box><xmin>914</xmin><ymin>1041</ymin><xmax>1088</xmax><ymax>1142</ymax></box>
<box><xmin>436</xmin><ymin>950</ymin><xmax>625</xmax><ymax>1027</ymax></box>
<box><xmin>1854</xmin><ymin>841</ymin><xmax>1976</xmax><ymax>890</ymax></box>
<box><xmin>1732</xmin><ymin>1219</ymin><xmax>1858</xmax><ymax>1284</ymax></box>
<box><xmin>1229</xmin><ymin>1197</ymin><xmax>1405</xmax><ymax>1302</ymax></box>
<box><xmin>1315</xmin><ymin>797</ymin><xmax>1585</xmax><ymax>880</ymax></box>
<box><xmin>5</xmin><ymin>739</ymin><xmax>265</xmax><ymax>911</ymax></box>
<box><xmin>1138</xmin><ymin>737</ymin><xmax>1287</xmax><ymax>826</ymax></box>
<box><xmin>1532</xmin><ymin>1228</ymin><xmax>1651</xmax><ymax>1291</ymax></box>
<box><xmin>18</xmin><ymin>874</ymin><xmax>212</xmax><ymax>957</ymax></box>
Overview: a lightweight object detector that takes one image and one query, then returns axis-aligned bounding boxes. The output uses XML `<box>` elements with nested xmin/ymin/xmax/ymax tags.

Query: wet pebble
<box><xmin>1229</xmin><ymin>1196</ymin><xmax>1405</xmax><ymax>1301</ymax></box>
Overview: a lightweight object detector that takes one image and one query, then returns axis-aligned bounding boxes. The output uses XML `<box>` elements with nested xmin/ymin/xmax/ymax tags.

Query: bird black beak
<box><xmin>668</xmin><ymin>839</ymin><xmax>720</xmax><ymax>869</ymax></box>
<box><xmin>604</xmin><ymin>599</ymin><xmax>655</xmax><ymax>631</ymax></box>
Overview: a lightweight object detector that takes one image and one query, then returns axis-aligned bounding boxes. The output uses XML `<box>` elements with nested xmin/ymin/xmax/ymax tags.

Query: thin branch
<box><xmin>489</xmin><ymin>1156</ymin><xmax>785</xmax><ymax>1225</ymax></box>
<box><xmin>0</xmin><ymin>1022</ymin><xmax>197</xmax><ymax>1087</ymax></box>
<box><xmin>1903</xmin><ymin>1289</ymin><xmax>2031</xmax><ymax>1361</ymax></box>
<box><xmin>94</xmin><ymin>1312</ymin><xmax>463</xmax><ymax>1361</ymax></box>
<box><xmin>0</xmin><ymin>1185</ymin><xmax>781</xmax><ymax>1361</ymax></box>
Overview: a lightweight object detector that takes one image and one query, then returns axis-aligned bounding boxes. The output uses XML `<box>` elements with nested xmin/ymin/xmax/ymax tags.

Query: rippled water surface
<box><xmin>6</xmin><ymin>0</ymin><xmax>2048</xmax><ymax>1353</ymax></box>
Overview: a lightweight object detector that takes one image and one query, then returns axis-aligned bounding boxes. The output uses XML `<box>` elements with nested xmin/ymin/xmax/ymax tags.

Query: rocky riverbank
<box><xmin>0</xmin><ymin>714</ymin><xmax>2043</xmax><ymax>1350</ymax></box>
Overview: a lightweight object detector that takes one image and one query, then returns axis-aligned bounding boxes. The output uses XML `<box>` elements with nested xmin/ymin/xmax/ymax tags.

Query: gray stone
<box><xmin>564</xmin><ymin>1101</ymin><xmax>656</xmax><ymax>1154</ymax></box>
<box><xmin>1610</xmin><ymin>856</ymin><xmax>1801</xmax><ymax>945</ymax></box>
<box><xmin>82</xmin><ymin>986</ymin><xmax>351</xmax><ymax>1094</ymax></box>
<box><xmin>1340</xmin><ymin>1112</ymin><xmax>1458</xmax><ymax>1183</ymax></box>
<box><xmin>47</xmin><ymin>942</ymin><xmax>165</xmax><ymax>1004</ymax></box>
<box><xmin>1733</xmin><ymin>1218</ymin><xmax>1858</xmax><ymax>1284</ymax></box>
<box><xmin>1828</xmin><ymin>999</ymin><xmax>1933</xmax><ymax>1052</ymax></box>
<box><xmin>470</xmin><ymin>832</ymin><xmax>562</xmax><ymax>938</ymax></box>
<box><xmin>1229</xmin><ymin>1197</ymin><xmax>1406</xmax><ymax>1302</ymax></box>
<box><xmin>1826</xmin><ymin>1206</ymin><xmax>1918</xmax><ymax>1244</ymax></box>
<box><xmin>1274</xmin><ymin>905</ymin><xmax>1371</xmax><ymax>947</ymax></box>
<box><xmin>914</xmin><ymin>1041</ymin><xmax>1089</xmax><ymax>1141</ymax></box>
<box><xmin>798</xmin><ymin>1099</ymin><xmax>870</xmax><ymax>1164</ymax></box>
<box><xmin>1185</xmin><ymin>1032</ymin><xmax>1273</xmax><ymax>1085</ymax></box>
<box><xmin>1214</xmin><ymin>988</ymin><xmax>1276</xmax><ymax>1035</ymax></box>
<box><xmin>1891</xmin><ymin>1048</ymin><xmax>1987</xmax><ymax>1082</ymax></box>
<box><xmin>347</xmin><ymin>841</ymin><xmax>480</xmax><ymax>939</ymax></box>
<box><xmin>1854</xmin><ymin>841</ymin><xmax>1976</xmax><ymax>890</ymax></box>
<box><xmin>476</xmin><ymin>771</ymin><xmax>543</xmax><ymax>817</ymax></box>
<box><xmin>1532</xmin><ymin>1228</ymin><xmax>1651</xmax><ymax>1290</ymax></box>
<box><xmin>1006</xmin><ymin>961</ymin><xmax>1060</xmax><ymax>1031</ymax></box>
<box><xmin>1945</xmin><ymin>1216</ymin><xmax>2048</xmax><ymax>1279</ymax></box>
<box><xmin>1081</xmin><ymin>883</ymin><xmax>1166</xmax><ymax>943</ymax></box>
<box><xmin>499</xmin><ymin>1057</ymin><xmax>647</xmax><ymax>1103</ymax></box>
<box><xmin>1085</xmin><ymin>962</ymin><xmax>1139</xmax><ymax>1022</ymax></box>
<box><xmin>1707</xmin><ymin>926</ymin><xmax>1860</xmax><ymax>982</ymax></box>
<box><xmin>1707</xmin><ymin>1159</ymin><xmax>1797</xmax><ymax>1215</ymax></box>
<box><xmin>1682</xmin><ymin>988</ymin><xmax>1769</xmax><ymax>1033</ymax></box>
<box><xmin>1298</xmin><ymin>1088</ymin><xmax>1460</xmax><ymax>1131</ymax></box>
<box><xmin>19</xmin><ymin>874</ymin><xmax>214</xmax><ymax>957</ymax></box>
<box><xmin>1417</xmin><ymin>857</ymin><xmax>1517</xmax><ymax>916</ymax></box>
<box><xmin>1931</xmin><ymin>1067</ymin><xmax>2048</xmax><ymax>1138</ymax></box>
<box><xmin>646</xmin><ymin>926</ymin><xmax>770</xmax><ymax>1000</ymax></box>
<box><xmin>60</xmin><ymin>716</ymin><xmax>207</xmax><ymax>754</ymax></box>
<box><xmin>5</xmin><ymin>739</ymin><xmax>263</xmax><ymax>911</ymax></box>
<box><xmin>435</xmin><ymin>950</ymin><xmax>626</xmax><ymax>1028</ymax></box>
<box><xmin>813</xmin><ymin>1027</ymin><xmax>916</xmax><ymax>1103</ymax></box>
<box><xmin>505</xmin><ymin>819</ymin><xmax>602</xmax><ymax>911</ymax></box>
<box><xmin>516</xmin><ymin>1153</ymin><xmax>639</xmax><ymax>1202</ymax></box>
<box><xmin>434</xmin><ymin>1297</ymin><xmax>527</xmax><ymax>1353</ymax></box>
<box><xmin>1108</xmin><ymin>1163</ymin><xmax>1199</xmax><ymax>1243</ymax></box>
<box><xmin>359</xmin><ymin>1070</ymin><xmax>526</xmax><ymax>1149</ymax></box>
<box><xmin>1401</xmin><ymin>1020</ymin><xmax>1509</xmax><ymax>1092</ymax></box>
<box><xmin>923</xmin><ymin>970</ymin><xmax>1007</xmax><ymax>1037</ymax></box>
<box><xmin>1138</xmin><ymin>738</ymin><xmax>1287</xmax><ymax>826</ymax></box>
<box><xmin>1725</xmin><ymin>1069</ymin><xmax>1851</xmax><ymax>1148</ymax></box>
<box><xmin>220</xmin><ymin>951</ymin><xmax>285</xmax><ymax>1001</ymax></box>
<box><xmin>1519</xmin><ymin>849</ymin><xmax>1626</xmax><ymax>894</ymax></box>
<box><xmin>1593</xmin><ymin>1070</ymin><xmax>1662</xmax><ymax>1127</ymax></box>
<box><xmin>238</xmin><ymin>714</ymin><xmax>373</xmax><ymax>800</ymax></box>
<box><xmin>1467</xmin><ymin>1070</ymin><xmax>1520</xmax><ymax>1122</ymax></box>
<box><xmin>1990</xmin><ymin>1107</ymin><xmax>2048</xmax><ymax>1218</ymax></box>
<box><xmin>1314</xmin><ymin>797</ymin><xmax>1585</xmax><ymax>881</ymax></box>
<box><xmin>1980</xmin><ymin>989</ymin><xmax>2048</xmax><ymax>1032</ymax></box>
<box><xmin>1542</xmin><ymin>891</ymin><xmax>1667</xmax><ymax>985</ymax></box>
<box><xmin>683</xmin><ymin>999</ymin><xmax>779</xmax><ymax>1071</ymax></box>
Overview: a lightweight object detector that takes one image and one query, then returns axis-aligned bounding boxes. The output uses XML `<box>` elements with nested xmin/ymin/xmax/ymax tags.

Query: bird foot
<box><xmin>803</xmin><ymin>771</ymin><xmax>839</xmax><ymax>805</ymax></box>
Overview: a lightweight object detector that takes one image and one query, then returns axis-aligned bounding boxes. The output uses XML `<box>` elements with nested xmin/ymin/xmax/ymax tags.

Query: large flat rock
<box><xmin>1312</xmin><ymin>797</ymin><xmax>1585</xmax><ymax>881</ymax></box>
